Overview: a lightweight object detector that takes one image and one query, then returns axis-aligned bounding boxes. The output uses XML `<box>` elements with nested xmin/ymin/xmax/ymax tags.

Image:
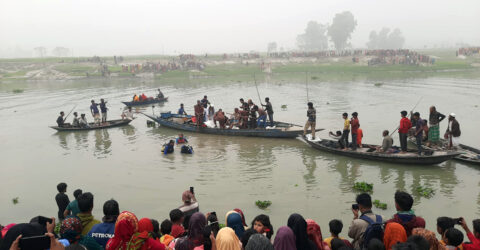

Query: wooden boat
<box><xmin>122</xmin><ymin>97</ymin><xmax>168</xmax><ymax>106</ymax></box>
<box><xmin>303</xmin><ymin>138</ymin><xmax>460</xmax><ymax>165</ymax></box>
<box><xmin>50</xmin><ymin>119</ymin><xmax>133</xmax><ymax>131</ymax></box>
<box><xmin>408</xmin><ymin>137</ymin><xmax>480</xmax><ymax>165</ymax></box>
<box><xmin>143</xmin><ymin>112</ymin><xmax>323</xmax><ymax>138</ymax></box>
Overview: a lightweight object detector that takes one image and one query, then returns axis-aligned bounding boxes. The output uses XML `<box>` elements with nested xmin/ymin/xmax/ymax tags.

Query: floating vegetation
<box><xmin>373</xmin><ymin>199</ymin><xmax>387</xmax><ymax>210</ymax></box>
<box><xmin>353</xmin><ymin>182</ymin><xmax>373</xmax><ymax>192</ymax></box>
<box><xmin>12</xmin><ymin>89</ymin><xmax>24</xmax><ymax>94</ymax></box>
<box><xmin>12</xmin><ymin>197</ymin><xmax>19</xmax><ymax>204</ymax></box>
<box><xmin>374</xmin><ymin>83</ymin><xmax>383</xmax><ymax>87</ymax></box>
<box><xmin>219</xmin><ymin>223</ymin><xmax>226</xmax><ymax>229</ymax></box>
<box><xmin>416</xmin><ymin>186</ymin><xmax>435</xmax><ymax>198</ymax></box>
<box><xmin>311</xmin><ymin>76</ymin><xmax>319</xmax><ymax>80</ymax></box>
<box><xmin>295</xmin><ymin>184</ymin><xmax>298</xmax><ymax>187</ymax></box>
<box><xmin>255</xmin><ymin>200</ymin><xmax>272</xmax><ymax>209</ymax></box>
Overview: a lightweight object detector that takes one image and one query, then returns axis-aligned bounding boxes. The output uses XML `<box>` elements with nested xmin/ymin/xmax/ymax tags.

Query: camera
<box><xmin>352</xmin><ymin>204</ymin><xmax>359</xmax><ymax>210</ymax></box>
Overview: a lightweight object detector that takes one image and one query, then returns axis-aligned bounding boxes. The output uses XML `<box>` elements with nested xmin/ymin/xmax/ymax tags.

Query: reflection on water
<box><xmin>1</xmin><ymin>77</ymin><xmax>480</xmax><ymax>228</ymax></box>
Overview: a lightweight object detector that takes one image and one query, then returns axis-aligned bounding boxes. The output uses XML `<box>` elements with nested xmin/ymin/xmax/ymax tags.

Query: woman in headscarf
<box><xmin>412</xmin><ymin>228</ymin><xmax>447</xmax><ymax>250</ymax></box>
<box><xmin>233</xmin><ymin>209</ymin><xmax>247</xmax><ymax>229</ymax></box>
<box><xmin>384</xmin><ymin>222</ymin><xmax>407</xmax><ymax>250</ymax></box>
<box><xmin>128</xmin><ymin>217</ymin><xmax>165</xmax><ymax>250</ymax></box>
<box><xmin>226</xmin><ymin>212</ymin><xmax>245</xmax><ymax>239</ymax></box>
<box><xmin>60</xmin><ymin>216</ymin><xmax>102</xmax><ymax>250</ymax></box>
<box><xmin>287</xmin><ymin>213</ymin><xmax>318</xmax><ymax>250</ymax></box>
<box><xmin>216</xmin><ymin>227</ymin><xmax>241</xmax><ymax>250</ymax></box>
<box><xmin>306</xmin><ymin>219</ymin><xmax>330</xmax><ymax>250</ymax></box>
<box><xmin>274</xmin><ymin>226</ymin><xmax>296</xmax><ymax>250</ymax></box>
<box><xmin>245</xmin><ymin>234</ymin><xmax>274</xmax><ymax>250</ymax></box>
<box><xmin>106</xmin><ymin>211</ymin><xmax>138</xmax><ymax>250</ymax></box>
<box><xmin>175</xmin><ymin>212</ymin><xmax>208</xmax><ymax>250</ymax></box>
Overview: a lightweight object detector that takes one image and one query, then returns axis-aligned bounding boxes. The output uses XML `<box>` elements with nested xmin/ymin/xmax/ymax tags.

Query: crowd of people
<box><xmin>121</xmin><ymin>56</ymin><xmax>205</xmax><ymax>74</ymax></box>
<box><xmin>56</xmin><ymin>99</ymin><xmax>111</xmax><ymax>128</ymax></box>
<box><xmin>326</xmin><ymin>105</ymin><xmax>461</xmax><ymax>155</ymax></box>
<box><xmin>456</xmin><ymin>48</ymin><xmax>480</xmax><ymax>57</ymax></box>
<box><xmin>187</xmin><ymin>95</ymin><xmax>274</xmax><ymax>130</ymax></box>
<box><xmin>1</xmin><ymin>185</ymin><xmax>479</xmax><ymax>250</ymax></box>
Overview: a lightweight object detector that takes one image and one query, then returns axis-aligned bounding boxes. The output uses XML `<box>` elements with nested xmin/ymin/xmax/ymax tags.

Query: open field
<box><xmin>0</xmin><ymin>49</ymin><xmax>479</xmax><ymax>83</ymax></box>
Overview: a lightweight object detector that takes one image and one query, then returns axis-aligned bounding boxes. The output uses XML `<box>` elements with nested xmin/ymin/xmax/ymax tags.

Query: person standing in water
<box><xmin>303</xmin><ymin>102</ymin><xmax>316</xmax><ymax>140</ymax></box>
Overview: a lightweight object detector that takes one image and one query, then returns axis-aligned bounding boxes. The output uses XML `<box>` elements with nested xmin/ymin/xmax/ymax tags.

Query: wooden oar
<box><xmin>253</xmin><ymin>73</ymin><xmax>263</xmax><ymax>105</ymax></box>
<box><xmin>390</xmin><ymin>96</ymin><xmax>423</xmax><ymax>136</ymax></box>
<box><xmin>63</xmin><ymin>104</ymin><xmax>77</xmax><ymax>122</ymax></box>
<box><xmin>305</xmin><ymin>71</ymin><xmax>310</xmax><ymax>102</ymax></box>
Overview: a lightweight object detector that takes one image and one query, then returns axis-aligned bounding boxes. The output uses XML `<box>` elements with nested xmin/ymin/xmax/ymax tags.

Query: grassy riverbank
<box><xmin>0</xmin><ymin>49</ymin><xmax>479</xmax><ymax>83</ymax></box>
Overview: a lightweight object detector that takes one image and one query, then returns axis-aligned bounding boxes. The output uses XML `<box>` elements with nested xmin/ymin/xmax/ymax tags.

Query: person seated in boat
<box><xmin>256</xmin><ymin>107</ymin><xmax>267</xmax><ymax>128</ymax></box>
<box><xmin>133</xmin><ymin>94</ymin><xmax>139</xmax><ymax>102</ymax></box>
<box><xmin>329</xmin><ymin>131</ymin><xmax>342</xmax><ymax>139</ymax></box>
<box><xmin>239</xmin><ymin>98</ymin><xmax>249</xmax><ymax>112</ymax></box>
<box><xmin>56</xmin><ymin>111</ymin><xmax>65</xmax><ymax>127</ymax></box>
<box><xmin>163</xmin><ymin>140</ymin><xmax>175</xmax><ymax>155</ymax></box>
<box><xmin>157</xmin><ymin>88</ymin><xmax>164</xmax><ymax>99</ymax></box>
<box><xmin>178</xmin><ymin>103</ymin><xmax>187</xmax><ymax>115</ymax></box>
<box><xmin>207</xmin><ymin>105</ymin><xmax>215</xmax><ymax>121</ymax></box>
<box><xmin>72</xmin><ymin>112</ymin><xmax>80</xmax><ymax>127</ymax></box>
<box><xmin>121</xmin><ymin>106</ymin><xmax>134</xmax><ymax>120</ymax></box>
<box><xmin>214</xmin><ymin>109</ymin><xmax>227</xmax><ymax>129</ymax></box>
<box><xmin>176</xmin><ymin>134</ymin><xmax>188</xmax><ymax>144</ymax></box>
<box><xmin>239</xmin><ymin>109</ymin><xmax>249</xmax><ymax>129</ymax></box>
<box><xmin>229</xmin><ymin>108</ymin><xmax>241</xmax><ymax>129</ymax></box>
<box><xmin>79</xmin><ymin>114</ymin><xmax>89</xmax><ymax>128</ymax></box>
<box><xmin>140</xmin><ymin>93</ymin><xmax>148</xmax><ymax>101</ymax></box>
<box><xmin>377</xmin><ymin>130</ymin><xmax>394</xmax><ymax>153</ymax></box>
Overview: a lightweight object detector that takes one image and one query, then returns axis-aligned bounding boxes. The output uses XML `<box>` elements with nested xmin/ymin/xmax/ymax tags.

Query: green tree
<box><xmin>297</xmin><ymin>21</ymin><xmax>328</xmax><ymax>51</ymax></box>
<box><xmin>327</xmin><ymin>11</ymin><xmax>357</xmax><ymax>50</ymax></box>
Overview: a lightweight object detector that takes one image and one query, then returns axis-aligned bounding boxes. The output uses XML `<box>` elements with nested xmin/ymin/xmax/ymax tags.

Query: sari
<box><xmin>216</xmin><ymin>227</ymin><xmax>242</xmax><ymax>250</ymax></box>
<box><xmin>175</xmin><ymin>212</ymin><xmax>207</xmax><ymax>250</ymax></box>
<box><xmin>287</xmin><ymin>214</ymin><xmax>316</xmax><ymax>250</ymax></box>
<box><xmin>306</xmin><ymin>219</ymin><xmax>330</xmax><ymax>250</ymax></box>
<box><xmin>233</xmin><ymin>208</ymin><xmax>248</xmax><ymax>228</ymax></box>
<box><xmin>384</xmin><ymin>222</ymin><xmax>407</xmax><ymax>250</ymax></box>
<box><xmin>412</xmin><ymin>228</ymin><xmax>447</xmax><ymax>250</ymax></box>
<box><xmin>226</xmin><ymin>212</ymin><xmax>245</xmax><ymax>239</ymax></box>
<box><xmin>274</xmin><ymin>226</ymin><xmax>297</xmax><ymax>250</ymax></box>
<box><xmin>106</xmin><ymin>211</ymin><xmax>138</xmax><ymax>250</ymax></box>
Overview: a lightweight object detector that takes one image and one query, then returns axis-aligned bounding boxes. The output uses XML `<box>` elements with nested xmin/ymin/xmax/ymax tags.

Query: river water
<box><xmin>1</xmin><ymin>76</ymin><xmax>479</xmax><ymax>234</ymax></box>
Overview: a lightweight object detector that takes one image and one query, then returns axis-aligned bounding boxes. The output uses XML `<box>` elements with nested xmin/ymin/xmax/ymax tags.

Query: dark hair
<box><xmin>77</xmin><ymin>192</ymin><xmax>94</xmax><ymax>213</ymax></box>
<box><xmin>207</xmin><ymin>213</ymin><xmax>220</xmax><ymax>237</ymax></box>
<box><xmin>437</xmin><ymin>217</ymin><xmax>455</xmax><ymax>234</ymax></box>
<box><xmin>343</xmin><ymin>112</ymin><xmax>348</xmax><ymax>117</ymax></box>
<box><xmin>395</xmin><ymin>191</ymin><xmax>414</xmax><ymax>211</ymax></box>
<box><xmin>102</xmin><ymin>199</ymin><xmax>119</xmax><ymax>223</ymax></box>
<box><xmin>336</xmin><ymin>131</ymin><xmax>342</xmax><ymax>136</ymax></box>
<box><xmin>240</xmin><ymin>98</ymin><xmax>244</xmax><ymax>102</ymax></box>
<box><xmin>383</xmin><ymin>130</ymin><xmax>389</xmax><ymax>136</ymax></box>
<box><xmin>331</xmin><ymin>238</ymin><xmax>347</xmax><ymax>250</ymax></box>
<box><xmin>169</xmin><ymin>209</ymin><xmax>184</xmax><ymax>223</ymax></box>
<box><xmin>151</xmin><ymin>219</ymin><xmax>161</xmax><ymax>239</ymax></box>
<box><xmin>393</xmin><ymin>242</ymin><xmax>418</xmax><ymax>250</ymax></box>
<box><xmin>203</xmin><ymin>225</ymin><xmax>213</xmax><ymax>250</ymax></box>
<box><xmin>356</xmin><ymin>193</ymin><xmax>372</xmax><ymax>209</ymax></box>
<box><xmin>329</xmin><ymin>219</ymin><xmax>343</xmax><ymax>236</ymax></box>
<box><xmin>445</xmin><ymin>228</ymin><xmax>464</xmax><ymax>246</ymax></box>
<box><xmin>73</xmin><ymin>189</ymin><xmax>82</xmax><ymax>200</ymax></box>
<box><xmin>407</xmin><ymin>235</ymin><xmax>430</xmax><ymax>250</ymax></box>
<box><xmin>368</xmin><ymin>238</ymin><xmax>385</xmax><ymax>250</ymax></box>
<box><xmin>251</xmin><ymin>214</ymin><xmax>274</xmax><ymax>239</ymax></box>
<box><xmin>57</xmin><ymin>182</ymin><xmax>67</xmax><ymax>193</ymax></box>
<box><xmin>413</xmin><ymin>112</ymin><xmax>420</xmax><ymax>117</ymax></box>
<box><xmin>401</xmin><ymin>111</ymin><xmax>408</xmax><ymax>116</ymax></box>
<box><xmin>473</xmin><ymin>219</ymin><xmax>480</xmax><ymax>234</ymax></box>
<box><xmin>160</xmin><ymin>219</ymin><xmax>172</xmax><ymax>235</ymax></box>
<box><xmin>352</xmin><ymin>112</ymin><xmax>358</xmax><ymax>117</ymax></box>
<box><xmin>308</xmin><ymin>102</ymin><xmax>313</xmax><ymax>108</ymax></box>
<box><xmin>169</xmin><ymin>139</ymin><xmax>174</xmax><ymax>144</ymax></box>
<box><xmin>241</xmin><ymin>228</ymin><xmax>258</xmax><ymax>248</ymax></box>
<box><xmin>265</xmin><ymin>97</ymin><xmax>269</xmax><ymax>102</ymax></box>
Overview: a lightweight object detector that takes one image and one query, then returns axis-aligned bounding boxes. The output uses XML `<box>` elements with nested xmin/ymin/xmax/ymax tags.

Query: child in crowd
<box><xmin>169</xmin><ymin>209</ymin><xmax>185</xmax><ymax>238</ymax></box>
<box><xmin>324</xmin><ymin>219</ymin><xmax>353</xmax><ymax>248</ymax></box>
<box><xmin>160</xmin><ymin>219</ymin><xmax>174</xmax><ymax>247</ymax></box>
<box><xmin>251</xmin><ymin>214</ymin><xmax>274</xmax><ymax>239</ymax></box>
<box><xmin>444</xmin><ymin>228</ymin><xmax>464</xmax><ymax>250</ymax></box>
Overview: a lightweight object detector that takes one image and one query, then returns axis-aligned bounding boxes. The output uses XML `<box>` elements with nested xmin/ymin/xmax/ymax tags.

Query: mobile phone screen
<box><xmin>19</xmin><ymin>235</ymin><xmax>50</xmax><ymax>250</ymax></box>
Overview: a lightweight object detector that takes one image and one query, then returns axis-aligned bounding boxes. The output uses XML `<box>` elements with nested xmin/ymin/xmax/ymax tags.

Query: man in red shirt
<box><xmin>399</xmin><ymin>110</ymin><xmax>412</xmax><ymax>153</ymax></box>
<box><xmin>461</xmin><ymin>218</ymin><xmax>480</xmax><ymax>250</ymax></box>
<box><xmin>350</xmin><ymin>112</ymin><xmax>360</xmax><ymax>151</ymax></box>
<box><xmin>194</xmin><ymin>100</ymin><xmax>204</xmax><ymax>127</ymax></box>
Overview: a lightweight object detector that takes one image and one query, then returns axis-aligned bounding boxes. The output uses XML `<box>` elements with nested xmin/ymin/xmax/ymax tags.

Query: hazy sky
<box><xmin>1</xmin><ymin>0</ymin><xmax>479</xmax><ymax>57</ymax></box>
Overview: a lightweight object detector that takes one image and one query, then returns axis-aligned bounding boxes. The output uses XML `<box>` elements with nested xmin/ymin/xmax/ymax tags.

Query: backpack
<box><xmin>181</xmin><ymin>145</ymin><xmax>194</xmax><ymax>154</ymax></box>
<box><xmin>360</xmin><ymin>214</ymin><xmax>384</xmax><ymax>249</ymax></box>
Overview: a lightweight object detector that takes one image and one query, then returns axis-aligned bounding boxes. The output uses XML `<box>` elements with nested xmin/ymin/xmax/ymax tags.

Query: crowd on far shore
<box><xmin>1</xmin><ymin>183</ymin><xmax>480</xmax><ymax>250</ymax></box>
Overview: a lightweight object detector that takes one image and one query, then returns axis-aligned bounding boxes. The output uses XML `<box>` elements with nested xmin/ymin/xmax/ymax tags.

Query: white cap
<box><xmin>450</xmin><ymin>113</ymin><xmax>456</xmax><ymax>117</ymax></box>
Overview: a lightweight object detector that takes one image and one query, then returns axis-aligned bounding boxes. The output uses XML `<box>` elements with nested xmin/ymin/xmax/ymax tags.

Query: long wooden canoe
<box><xmin>143</xmin><ymin>113</ymin><xmax>323</xmax><ymax>138</ymax></box>
<box><xmin>303</xmin><ymin>138</ymin><xmax>460</xmax><ymax>165</ymax></box>
<box><xmin>50</xmin><ymin>119</ymin><xmax>133</xmax><ymax>131</ymax></box>
<box><xmin>122</xmin><ymin>97</ymin><xmax>168</xmax><ymax>106</ymax></box>
<box><xmin>408</xmin><ymin>137</ymin><xmax>480</xmax><ymax>165</ymax></box>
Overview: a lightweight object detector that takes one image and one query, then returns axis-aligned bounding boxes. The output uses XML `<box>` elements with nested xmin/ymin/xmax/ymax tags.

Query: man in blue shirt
<box><xmin>88</xmin><ymin>199</ymin><xmax>119</xmax><ymax>248</ymax></box>
<box><xmin>178</xmin><ymin>103</ymin><xmax>187</xmax><ymax>115</ymax></box>
<box><xmin>90</xmin><ymin>100</ymin><xmax>101</xmax><ymax>125</ymax></box>
<box><xmin>164</xmin><ymin>140</ymin><xmax>175</xmax><ymax>154</ymax></box>
<box><xmin>99</xmin><ymin>99</ymin><xmax>108</xmax><ymax>123</ymax></box>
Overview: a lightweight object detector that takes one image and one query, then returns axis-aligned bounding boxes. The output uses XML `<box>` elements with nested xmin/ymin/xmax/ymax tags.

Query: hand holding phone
<box><xmin>19</xmin><ymin>235</ymin><xmax>50</xmax><ymax>250</ymax></box>
<box><xmin>352</xmin><ymin>204</ymin><xmax>359</xmax><ymax>210</ymax></box>
<box><xmin>190</xmin><ymin>186</ymin><xmax>194</xmax><ymax>194</ymax></box>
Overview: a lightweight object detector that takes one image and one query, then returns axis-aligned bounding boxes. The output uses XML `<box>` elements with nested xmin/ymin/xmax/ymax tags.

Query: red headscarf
<box><xmin>306</xmin><ymin>219</ymin><xmax>329</xmax><ymax>250</ymax></box>
<box><xmin>384</xmin><ymin>222</ymin><xmax>407</xmax><ymax>250</ymax></box>
<box><xmin>233</xmin><ymin>208</ymin><xmax>247</xmax><ymax>227</ymax></box>
<box><xmin>138</xmin><ymin>218</ymin><xmax>154</xmax><ymax>233</ymax></box>
<box><xmin>106</xmin><ymin>211</ymin><xmax>138</xmax><ymax>250</ymax></box>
